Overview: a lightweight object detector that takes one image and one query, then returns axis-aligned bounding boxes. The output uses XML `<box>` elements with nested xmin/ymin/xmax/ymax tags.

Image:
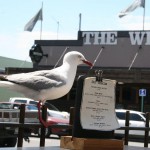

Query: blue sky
<box><xmin>0</xmin><ymin>0</ymin><xmax>150</xmax><ymax>62</ymax></box>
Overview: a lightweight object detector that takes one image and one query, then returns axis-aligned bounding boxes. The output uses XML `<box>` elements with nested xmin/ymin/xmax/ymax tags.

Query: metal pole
<box><xmin>141</xmin><ymin>96</ymin><xmax>144</xmax><ymax>112</ymax></box>
<box><xmin>54</xmin><ymin>47</ymin><xmax>69</xmax><ymax>68</ymax></box>
<box><xmin>57</xmin><ymin>21</ymin><xmax>59</xmax><ymax>40</ymax></box>
<box><xmin>40</xmin><ymin>2</ymin><xmax>43</xmax><ymax>40</ymax></box>
<box><xmin>79</xmin><ymin>13</ymin><xmax>81</xmax><ymax>31</ymax></box>
<box><xmin>90</xmin><ymin>47</ymin><xmax>104</xmax><ymax>70</ymax></box>
<box><xmin>128</xmin><ymin>46</ymin><xmax>142</xmax><ymax>70</ymax></box>
<box><xmin>142</xmin><ymin>0</ymin><xmax>146</xmax><ymax>30</ymax></box>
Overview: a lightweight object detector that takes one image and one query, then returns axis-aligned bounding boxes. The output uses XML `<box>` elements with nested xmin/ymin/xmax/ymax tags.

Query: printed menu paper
<box><xmin>80</xmin><ymin>77</ymin><xmax>119</xmax><ymax>131</ymax></box>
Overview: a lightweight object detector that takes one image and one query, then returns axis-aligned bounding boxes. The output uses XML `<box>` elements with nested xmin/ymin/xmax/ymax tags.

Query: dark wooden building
<box><xmin>31</xmin><ymin>30</ymin><xmax>150</xmax><ymax>112</ymax></box>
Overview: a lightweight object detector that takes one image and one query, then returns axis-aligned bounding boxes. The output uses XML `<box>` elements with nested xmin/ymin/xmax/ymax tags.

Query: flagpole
<box><xmin>40</xmin><ymin>2</ymin><xmax>43</xmax><ymax>40</ymax></box>
<box><xmin>79</xmin><ymin>13</ymin><xmax>82</xmax><ymax>31</ymax></box>
<box><xmin>40</xmin><ymin>18</ymin><xmax>42</xmax><ymax>40</ymax></box>
<box><xmin>142</xmin><ymin>0</ymin><xmax>146</xmax><ymax>30</ymax></box>
<box><xmin>57</xmin><ymin>21</ymin><xmax>59</xmax><ymax>40</ymax></box>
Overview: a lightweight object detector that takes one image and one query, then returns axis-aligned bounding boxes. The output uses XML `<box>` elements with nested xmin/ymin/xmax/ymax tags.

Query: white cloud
<box><xmin>1</xmin><ymin>17</ymin><xmax>150</xmax><ymax>62</ymax></box>
<box><xmin>0</xmin><ymin>30</ymin><xmax>77</xmax><ymax>62</ymax></box>
<box><xmin>119</xmin><ymin>15</ymin><xmax>150</xmax><ymax>30</ymax></box>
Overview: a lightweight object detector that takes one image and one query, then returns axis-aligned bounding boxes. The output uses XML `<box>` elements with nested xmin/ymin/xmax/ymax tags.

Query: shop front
<box><xmin>31</xmin><ymin>30</ymin><xmax>150</xmax><ymax>112</ymax></box>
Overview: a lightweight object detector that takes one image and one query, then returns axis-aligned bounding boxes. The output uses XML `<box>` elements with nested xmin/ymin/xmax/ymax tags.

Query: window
<box><xmin>29</xmin><ymin>101</ymin><xmax>37</xmax><ymax>105</ymax></box>
<box><xmin>45</xmin><ymin>102</ymin><xmax>59</xmax><ymax>111</ymax></box>
<box><xmin>0</xmin><ymin>103</ymin><xmax>11</xmax><ymax>109</ymax></box>
<box><xmin>116</xmin><ymin>112</ymin><xmax>125</xmax><ymax>120</ymax></box>
<box><xmin>130</xmin><ymin>113</ymin><xmax>145</xmax><ymax>122</ymax></box>
<box><xmin>26</xmin><ymin>105</ymin><xmax>37</xmax><ymax>110</ymax></box>
<box><xmin>116</xmin><ymin>111</ymin><xmax>145</xmax><ymax>122</ymax></box>
<box><xmin>14</xmin><ymin>100</ymin><xmax>27</xmax><ymax>103</ymax></box>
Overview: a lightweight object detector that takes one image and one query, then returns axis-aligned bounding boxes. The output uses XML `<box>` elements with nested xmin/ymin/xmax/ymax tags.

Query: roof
<box><xmin>36</xmin><ymin>30</ymin><xmax>150</xmax><ymax>69</ymax></box>
<box><xmin>115</xmin><ymin>109</ymin><xmax>144</xmax><ymax>114</ymax></box>
<box><xmin>0</xmin><ymin>56</ymin><xmax>33</xmax><ymax>70</ymax></box>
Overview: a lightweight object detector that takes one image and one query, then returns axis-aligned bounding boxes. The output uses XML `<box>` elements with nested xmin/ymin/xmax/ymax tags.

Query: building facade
<box><xmin>33</xmin><ymin>30</ymin><xmax>150</xmax><ymax>112</ymax></box>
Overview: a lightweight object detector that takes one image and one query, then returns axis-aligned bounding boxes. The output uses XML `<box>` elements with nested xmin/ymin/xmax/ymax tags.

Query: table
<box><xmin>0</xmin><ymin>146</ymin><xmax>150</xmax><ymax>150</ymax></box>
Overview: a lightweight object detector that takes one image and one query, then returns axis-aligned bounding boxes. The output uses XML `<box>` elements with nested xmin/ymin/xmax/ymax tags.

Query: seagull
<box><xmin>0</xmin><ymin>51</ymin><xmax>93</xmax><ymax>127</ymax></box>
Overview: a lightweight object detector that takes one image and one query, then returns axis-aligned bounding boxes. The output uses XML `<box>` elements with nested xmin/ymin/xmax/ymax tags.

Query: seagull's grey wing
<box><xmin>6</xmin><ymin>74</ymin><xmax>66</xmax><ymax>91</ymax></box>
<box><xmin>25</xmin><ymin>69</ymin><xmax>62</xmax><ymax>81</ymax></box>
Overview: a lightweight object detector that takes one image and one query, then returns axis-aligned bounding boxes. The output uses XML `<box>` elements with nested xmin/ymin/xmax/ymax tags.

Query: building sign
<box><xmin>35</xmin><ymin>30</ymin><xmax>150</xmax><ymax>68</ymax></box>
<box><xmin>82</xmin><ymin>31</ymin><xmax>150</xmax><ymax>45</ymax></box>
<box><xmin>139</xmin><ymin>89</ymin><xmax>146</xmax><ymax>97</ymax></box>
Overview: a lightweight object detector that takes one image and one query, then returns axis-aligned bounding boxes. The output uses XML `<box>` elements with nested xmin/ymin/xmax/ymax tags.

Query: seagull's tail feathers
<box><xmin>0</xmin><ymin>80</ymin><xmax>27</xmax><ymax>95</ymax></box>
<box><xmin>0</xmin><ymin>75</ymin><xmax>7</xmax><ymax>81</ymax></box>
<box><xmin>0</xmin><ymin>80</ymin><xmax>16</xmax><ymax>89</ymax></box>
<box><xmin>0</xmin><ymin>75</ymin><xmax>13</xmax><ymax>89</ymax></box>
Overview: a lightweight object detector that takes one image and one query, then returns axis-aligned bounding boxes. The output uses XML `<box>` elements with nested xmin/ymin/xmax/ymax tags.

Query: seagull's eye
<box><xmin>78</xmin><ymin>55</ymin><xmax>82</xmax><ymax>59</ymax></box>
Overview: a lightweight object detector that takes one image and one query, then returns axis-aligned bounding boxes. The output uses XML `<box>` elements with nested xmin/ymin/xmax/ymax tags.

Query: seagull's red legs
<box><xmin>37</xmin><ymin>100</ymin><xmax>48</xmax><ymax>128</ymax></box>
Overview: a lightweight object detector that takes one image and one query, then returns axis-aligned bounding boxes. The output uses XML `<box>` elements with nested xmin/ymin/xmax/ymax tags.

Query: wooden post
<box><xmin>144</xmin><ymin>112</ymin><xmax>150</xmax><ymax>147</ymax></box>
<box><xmin>69</xmin><ymin>107</ymin><xmax>75</xmax><ymax>126</ymax></box>
<box><xmin>119</xmin><ymin>86</ymin><xmax>123</xmax><ymax>104</ymax></box>
<box><xmin>40</xmin><ymin>105</ymin><xmax>47</xmax><ymax>147</ymax></box>
<box><xmin>69</xmin><ymin>107</ymin><xmax>75</xmax><ymax>135</ymax></box>
<box><xmin>124</xmin><ymin>111</ymin><xmax>129</xmax><ymax>145</ymax></box>
<box><xmin>17</xmin><ymin>104</ymin><xmax>25</xmax><ymax>147</ymax></box>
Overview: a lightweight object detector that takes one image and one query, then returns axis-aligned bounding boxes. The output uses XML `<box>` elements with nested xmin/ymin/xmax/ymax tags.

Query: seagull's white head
<box><xmin>63</xmin><ymin>51</ymin><xmax>93</xmax><ymax>67</ymax></box>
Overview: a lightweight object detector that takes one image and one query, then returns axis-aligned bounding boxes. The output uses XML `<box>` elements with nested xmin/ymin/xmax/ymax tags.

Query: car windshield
<box><xmin>0</xmin><ymin>103</ymin><xmax>11</xmax><ymax>109</ymax></box>
<box><xmin>14</xmin><ymin>100</ymin><xmax>27</xmax><ymax>103</ymax></box>
<box><xmin>45</xmin><ymin>102</ymin><xmax>59</xmax><ymax>111</ymax></box>
<box><xmin>26</xmin><ymin>105</ymin><xmax>38</xmax><ymax>110</ymax></box>
<box><xmin>130</xmin><ymin>113</ymin><xmax>145</xmax><ymax>121</ymax></box>
<box><xmin>116</xmin><ymin>111</ymin><xmax>145</xmax><ymax>122</ymax></box>
<box><xmin>47</xmin><ymin>111</ymin><xmax>64</xmax><ymax>119</ymax></box>
<box><xmin>116</xmin><ymin>112</ymin><xmax>125</xmax><ymax>120</ymax></box>
<box><xmin>29</xmin><ymin>101</ymin><xmax>38</xmax><ymax>105</ymax></box>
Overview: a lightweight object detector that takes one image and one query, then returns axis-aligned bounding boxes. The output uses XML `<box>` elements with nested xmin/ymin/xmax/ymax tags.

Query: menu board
<box><xmin>80</xmin><ymin>77</ymin><xmax>119</xmax><ymax>131</ymax></box>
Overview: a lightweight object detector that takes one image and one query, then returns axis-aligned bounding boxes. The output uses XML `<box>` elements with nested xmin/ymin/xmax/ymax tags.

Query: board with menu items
<box><xmin>72</xmin><ymin>75</ymin><xmax>119</xmax><ymax>138</ymax></box>
<box><xmin>80</xmin><ymin>77</ymin><xmax>119</xmax><ymax>131</ymax></box>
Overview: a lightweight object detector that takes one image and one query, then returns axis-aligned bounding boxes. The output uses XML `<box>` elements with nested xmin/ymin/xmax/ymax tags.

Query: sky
<box><xmin>0</xmin><ymin>0</ymin><xmax>150</xmax><ymax>62</ymax></box>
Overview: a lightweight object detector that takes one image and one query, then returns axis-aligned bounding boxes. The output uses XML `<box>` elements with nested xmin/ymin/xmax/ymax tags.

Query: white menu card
<box><xmin>80</xmin><ymin>77</ymin><xmax>119</xmax><ymax>131</ymax></box>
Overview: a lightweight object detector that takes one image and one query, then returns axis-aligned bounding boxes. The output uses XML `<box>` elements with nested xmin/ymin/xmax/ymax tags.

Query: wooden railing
<box><xmin>0</xmin><ymin>104</ymin><xmax>73</xmax><ymax>147</ymax></box>
<box><xmin>0</xmin><ymin>106</ymin><xmax>150</xmax><ymax>148</ymax></box>
<box><xmin>116</xmin><ymin>111</ymin><xmax>150</xmax><ymax>147</ymax></box>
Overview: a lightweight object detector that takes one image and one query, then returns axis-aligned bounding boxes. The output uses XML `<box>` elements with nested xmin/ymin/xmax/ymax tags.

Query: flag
<box><xmin>24</xmin><ymin>8</ymin><xmax>43</xmax><ymax>32</ymax></box>
<box><xmin>119</xmin><ymin>0</ymin><xmax>145</xmax><ymax>18</ymax></box>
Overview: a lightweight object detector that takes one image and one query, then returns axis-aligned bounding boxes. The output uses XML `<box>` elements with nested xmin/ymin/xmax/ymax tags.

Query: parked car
<box><xmin>0</xmin><ymin>102</ymin><xmax>40</xmax><ymax>147</ymax></box>
<box><xmin>0</xmin><ymin>102</ymin><xmax>37</xmax><ymax>110</ymax></box>
<box><xmin>9</xmin><ymin>97</ymin><xmax>70</xmax><ymax>119</ymax></box>
<box><xmin>115</xmin><ymin>109</ymin><xmax>148</xmax><ymax>138</ymax></box>
<box><xmin>25</xmin><ymin>105</ymin><xmax>70</xmax><ymax>137</ymax></box>
<box><xmin>9</xmin><ymin>97</ymin><xmax>38</xmax><ymax>105</ymax></box>
<box><xmin>1</xmin><ymin>100</ymin><xmax>70</xmax><ymax>137</ymax></box>
<box><xmin>37</xmin><ymin>111</ymin><xmax>69</xmax><ymax>137</ymax></box>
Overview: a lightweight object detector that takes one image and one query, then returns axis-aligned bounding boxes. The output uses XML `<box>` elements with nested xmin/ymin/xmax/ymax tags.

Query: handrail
<box><xmin>0</xmin><ymin>105</ymin><xmax>150</xmax><ymax>148</ymax></box>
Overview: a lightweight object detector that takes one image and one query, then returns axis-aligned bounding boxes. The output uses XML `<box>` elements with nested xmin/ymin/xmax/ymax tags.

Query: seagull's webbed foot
<box><xmin>37</xmin><ymin>101</ymin><xmax>49</xmax><ymax>128</ymax></box>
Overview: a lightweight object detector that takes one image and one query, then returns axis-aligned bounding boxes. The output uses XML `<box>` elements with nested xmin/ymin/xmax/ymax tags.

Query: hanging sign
<box><xmin>80</xmin><ymin>77</ymin><xmax>119</xmax><ymax>131</ymax></box>
<box><xmin>139</xmin><ymin>89</ymin><xmax>146</xmax><ymax>97</ymax></box>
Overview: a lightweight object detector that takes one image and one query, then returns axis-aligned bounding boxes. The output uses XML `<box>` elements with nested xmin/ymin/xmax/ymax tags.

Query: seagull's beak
<box><xmin>82</xmin><ymin>60</ymin><xmax>93</xmax><ymax>67</ymax></box>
